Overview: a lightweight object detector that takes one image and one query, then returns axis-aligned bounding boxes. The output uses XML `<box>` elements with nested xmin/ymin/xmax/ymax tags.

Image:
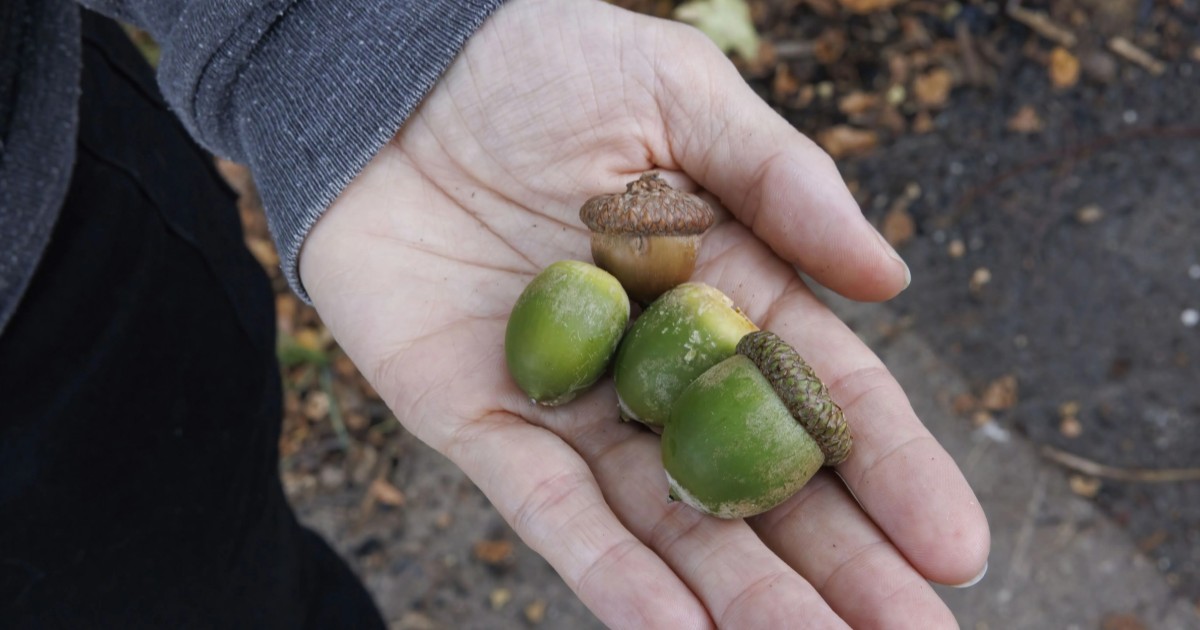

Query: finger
<box><xmin>751</xmin><ymin>473</ymin><xmax>958</xmax><ymax>628</ymax></box>
<box><xmin>438</xmin><ymin>412</ymin><xmax>711</xmax><ymax>629</ymax></box>
<box><xmin>522</xmin><ymin>388</ymin><xmax>850</xmax><ymax>629</ymax></box>
<box><xmin>648</xmin><ymin>25</ymin><xmax>908</xmax><ymax>302</ymax></box>
<box><xmin>695</xmin><ymin>226</ymin><xmax>991</xmax><ymax>586</ymax></box>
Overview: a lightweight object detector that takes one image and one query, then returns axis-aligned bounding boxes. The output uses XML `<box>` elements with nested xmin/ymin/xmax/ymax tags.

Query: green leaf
<box><xmin>673</xmin><ymin>0</ymin><xmax>761</xmax><ymax>62</ymax></box>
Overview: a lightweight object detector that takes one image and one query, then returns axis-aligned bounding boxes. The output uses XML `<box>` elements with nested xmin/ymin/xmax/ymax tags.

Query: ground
<box><xmin>213</xmin><ymin>1</ymin><xmax>1200</xmax><ymax>627</ymax></box>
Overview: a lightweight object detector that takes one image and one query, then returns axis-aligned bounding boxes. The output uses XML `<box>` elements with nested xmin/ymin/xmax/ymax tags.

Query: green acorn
<box><xmin>612</xmin><ymin>283</ymin><xmax>758</xmax><ymax>429</ymax></box>
<box><xmin>504</xmin><ymin>260</ymin><xmax>630</xmax><ymax>406</ymax></box>
<box><xmin>661</xmin><ymin>330</ymin><xmax>852</xmax><ymax>519</ymax></box>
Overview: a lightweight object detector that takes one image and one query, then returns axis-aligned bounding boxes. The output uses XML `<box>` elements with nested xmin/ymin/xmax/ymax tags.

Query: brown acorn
<box><xmin>579</xmin><ymin>173</ymin><xmax>715</xmax><ymax>304</ymax></box>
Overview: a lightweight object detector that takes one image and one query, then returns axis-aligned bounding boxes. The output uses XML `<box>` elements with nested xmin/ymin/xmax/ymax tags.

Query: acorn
<box><xmin>579</xmin><ymin>173</ymin><xmax>715</xmax><ymax>304</ymax></box>
<box><xmin>504</xmin><ymin>260</ymin><xmax>630</xmax><ymax>406</ymax></box>
<box><xmin>661</xmin><ymin>330</ymin><xmax>852</xmax><ymax>519</ymax></box>
<box><xmin>613</xmin><ymin>283</ymin><xmax>758</xmax><ymax>429</ymax></box>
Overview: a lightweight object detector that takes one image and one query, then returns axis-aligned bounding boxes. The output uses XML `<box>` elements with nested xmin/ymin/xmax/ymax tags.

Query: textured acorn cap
<box><xmin>736</xmin><ymin>330</ymin><xmax>852</xmax><ymax>465</ymax></box>
<box><xmin>579</xmin><ymin>173</ymin><xmax>714</xmax><ymax>236</ymax></box>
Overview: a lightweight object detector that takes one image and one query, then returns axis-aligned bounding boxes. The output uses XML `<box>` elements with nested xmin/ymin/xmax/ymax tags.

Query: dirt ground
<box><xmin>207</xmin><ymin>0</ymin><xmax>1200</xmax><ymax>626</ymax></box>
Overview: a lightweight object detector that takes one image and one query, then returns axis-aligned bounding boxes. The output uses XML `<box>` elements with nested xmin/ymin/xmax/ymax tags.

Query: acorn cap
<box><xmin>736</xmin><ymin>330</ymin><xmax>852</xmax><ymax>465</ymax></box>
<box><xmin>579</xmin><ymin>173</ymin><xmax>714</xmax><ymax>236</ymax></box>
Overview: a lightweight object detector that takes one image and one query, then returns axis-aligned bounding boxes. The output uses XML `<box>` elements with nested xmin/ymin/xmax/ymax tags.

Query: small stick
<box><xmin>1040</xmin><ymin>445</ymin><xmax>1200</xmax><ymax>483</ymax></box>
<box><xmin>1108</xmin><ymin>37</ymin><xmax>1166</xmax><ymax>75</ymax></box>
<box><xmin>1006</xmin><ymin>1</ymin><xmax>1077</xmax><ymax>48</ymax></box>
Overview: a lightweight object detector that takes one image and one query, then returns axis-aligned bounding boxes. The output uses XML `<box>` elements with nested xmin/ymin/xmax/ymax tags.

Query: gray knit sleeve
<box><xmin>77</xmin><ymin>0</ymin><xmax>507</xmax><ymax>300</ymax></box>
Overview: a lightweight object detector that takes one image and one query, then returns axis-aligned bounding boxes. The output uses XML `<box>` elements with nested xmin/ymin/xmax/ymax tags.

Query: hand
<box><xmin>300</xmin><ymin>0</ymin><xmax>989</xmax><ymax>626</ymax></box>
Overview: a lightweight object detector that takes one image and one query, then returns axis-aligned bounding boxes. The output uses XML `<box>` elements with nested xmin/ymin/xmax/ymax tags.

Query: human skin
<box><xmin>300</xmin><ymin>0</ymin><xmax>990</xmax><ymax>627</ymax></box>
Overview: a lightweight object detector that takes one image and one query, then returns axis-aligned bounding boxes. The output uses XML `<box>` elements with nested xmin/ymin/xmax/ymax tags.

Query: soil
<box><xmin>214</xmin><ymin>0</ymin><xmax>1200</xmax><ymax>625</ymax></box>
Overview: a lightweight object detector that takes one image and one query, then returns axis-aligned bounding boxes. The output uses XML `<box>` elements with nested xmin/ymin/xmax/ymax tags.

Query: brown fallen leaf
<box><xmin>245</xmin><ymin>237</ymin><xmax>279</xmax><ymax>269</ymax></box>
<box><xmin>817</xmin><ymin>126</ymin><xmax>879</xmax><ymax>159</ymax></box>
<box><xmin>275</xmin><ymin>293</ymin><xmax>298</xmax><ymax>335</ymax></box>
<box><xmin>524</xmin><ymin>599</ymin><xmax>548</xmax><ymax>625</ymax></box>
<box><xmin>1059</xmin><ymin>415</ymin><xmax>1083</xmax><ymax>439</ymax></box>
<box><xmin>1049</xmin><ymin>47</ymin><xmax>1080</xmax><ymax>89</ymax></box>
<box><xmin>1069</xmin><ymin>474</ymin><xmax>1102</xmax><ymax>498</ymax></box>
<box><xmin>368</xmin><ymin>477</ymin><xmax>406</xmax><ymax>507</ymax></box>
<box><xmin>838</xmin><ymin>91</ymin><xmax>880</xmax><ymax>116</ymax></box>
<box><xmin>474</xmin><ymin>539</ymin><xmax>515</xmax><ymax>566</ymax></box>
<box><xmin>813</xmin><ymin>27</ymin><xmax>846</xmax><ymax>65</ymax></box>
<box><xmin>772</xmin><ymin>63</ymin><xmax>800</xmax><ymax>100</ymax></box>
<box><xmin>1100</xmin><ymin>612</ymin><xmax>1146</xmax><ymax>630</ymax></box>
<box><xmin>912</xmin><ymin>111</ymin><xmax>934</xmax><ymax>134</ymax></box>
<box><xmin>1007</xmin><ymin>105</ymin><xmax>1043</xmax><ymax>133</ymax></box>
<box><xmin>838</xmin><ymin>0</ymin><xmax>903</xmax><ymax>14</ymax></box>
<box><xmin>952</xmin><ymin>392</ymin><xmax>978</xmax><ymax>415</ymax></box>
<box><xmin>981</xmin><ymin>374</ymin><xmax>1018</xmax><ymax>411</ymax></box>
<box><xmin>294</xmin><ymin>327</ymin><xmax>324</xmax><ymax>352</ymax></box>
<box><xmin>913</xmin><ymin>68</ymin><xmax>953</xmax><ymax>108</ymax></box>
<box><xmin>881</xmin><ymin>204</ymin><xmax>915</xmax><ymax>248</ymax></box>
<box><xmin>489</xmin><ymin>588</ymin><xmax>512</xmax><ymax>610</ymax></box>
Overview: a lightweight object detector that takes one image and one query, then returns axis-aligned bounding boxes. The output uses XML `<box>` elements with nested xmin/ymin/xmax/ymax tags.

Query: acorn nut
<box><xmin>505</xmin><ymin>260</ymin><xmax>630</xmax><ymax>406</ymax></box>
<box><xmin>613</xmin><ymin>283</ymin><xmax>758</xmax><ymax>429</ymax></box>
<box><xmin>661</xmin><ymin>330</ymin><xmax>852</xmax><ymax>519</ymax></box>
<box><xmin>579</xmin><ymin>173</ymin><xmax>715</xmax><ymax>304</ymax></box>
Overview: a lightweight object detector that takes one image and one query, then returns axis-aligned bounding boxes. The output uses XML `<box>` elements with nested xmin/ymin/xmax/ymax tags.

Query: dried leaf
<box><xmin>1069</xmin><ymin>474</ymin><xmax>1102</xmax><ymax>498</ymax></box>
<box><xmin>368</xmin><ymin>477</ymin><xmax>406</xmax><ymax>507</ymax></box>
<box><xmin>881</xmin><ymin>205</ymin><xmax>915</xmax><ymax>248</ymax></box>
<box><xmin>913</xmin><ymin>68</ymin><xmax>953</xmax><ymax>108</ymax></box>
<box><xmin>674</xmin><ymin>0</ymin><xmax>761</xmax><ymax>62</ymax></box>
<box><xmin>295</xmin><ymin>327</ymin><xmax>324</xmax><ymax>352</ymax></box>
<box><xmin>245</xmin><ymin>237</ymin><xmax>279</xmax><ymax>269</ymax></box>
<box><xmin>1049</xmin><ymin>47</ymin><xmax>1080</xmax><ymax>88</ymax></box>
<box><xmin>838</xmin><ymin>0</ymin><xmax>903</xmax><ymax>14</ymax></box>
<box><xmin>772</xmin><ymin>64</ymin><xmax>800</xmax><ymax>100</ymax></box>
<box><xmin>952</xmin><ymin>392</ymin><xmax>978</xmax><ymax>415</ymax></box>
<box><xmin>838</xmin><ymin>91</ymin><xmax>880</xmax><ymax>116</ymax></box>
<box><xmin>981</xmin><ymin>374</ymin><xmax>1018</xmax><ymax>411</ymax></box>
<box><xmin>1006</xmin><ymin>105</ymin><xmax>1043</xmax><ymax>133</ymax></box>
<box><xmin>474</xmin><ymin>539</ymin><xmax>515</xmax><ymax>566</ymax></box>
<box><xmin>524</xmin><ymin>599</ymin><xmax>548</xmax><ymax>624</ymax></box>
<box><xmin>813</xmin><ymin>28</ymin><xmax>847</xmax><ymax>65</ymax></box>
<box><xmin>817</xmin><ymin>126</ymin><xmax>879</xmax><ymax>159</ymax></box>
<box><xmin>912</xmin><ymin>111</ymin><xmax>934</xmax><ymax>134</ymax></box>
<box><xmin>489</xmin><ymin>588</ymin><xmax>512</xmax><ymax>610</ymax></box>
<box><xmin>1100</xmin><ymin>613</ymin><xmax>1145</xmax><ymax>630</ymax></box>
<box><xmin>1059</xmin><ymin>415</ymin><xmax>1083</xmax><ymax>438</ymax></box>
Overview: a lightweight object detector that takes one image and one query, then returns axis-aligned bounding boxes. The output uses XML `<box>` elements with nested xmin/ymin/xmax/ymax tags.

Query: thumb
<box><xmin>650</xmin><ymin>26</ymin><xmax>909</xmax><ymax>301</ymax></box>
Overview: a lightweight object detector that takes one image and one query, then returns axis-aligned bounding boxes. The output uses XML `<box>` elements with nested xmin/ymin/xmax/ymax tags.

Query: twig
<box><xmin>1108</xmin><ymin>37</ymin><xmax>1166</xmax><ymax>76</ymax></box>
<box><xmin>953</xmin><ymin>125</ymin><xmax>1200</xmax><ymax>223</ymax></box>
<box><xmin>320</xmin><ymin>365</ymin><xmax>351</xmax><ymax>450</ymax></box>
<box><xmin>1006</xmin><ymin>1</ymin><xmax>1077</xmax><ymax>48</ymax></box>
<box><xmin>1040</xmin><ymin>445</ymin><xmax>1200</xmax><ymax>483</ymax></box>
<box><xmin>956</xmin><ymin>22</ymin><xmax>995</xmax><ymax>88</ymax></box>
<box><xmin>772</xmin><ymin>40</ymin><xmax>816</xmax><ymax>59</ymax></box>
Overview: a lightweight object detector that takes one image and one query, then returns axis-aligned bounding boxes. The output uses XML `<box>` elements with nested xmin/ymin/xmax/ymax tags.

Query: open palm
<box><xmin>299</xmin><ymin>0</ymin><xmax>988</xmax><ymax>627</ymax></box>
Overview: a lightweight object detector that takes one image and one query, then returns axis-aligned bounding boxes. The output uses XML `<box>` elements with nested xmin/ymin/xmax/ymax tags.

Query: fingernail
<box><xmin>949</xmin><ymin>561</ymin><xmax>988</xmax><ymax>588</ymax></box>
<box><xmin>875</xmin><ymin>230</ymin><xmax>911</xmax><ymax>290</ymax></box>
